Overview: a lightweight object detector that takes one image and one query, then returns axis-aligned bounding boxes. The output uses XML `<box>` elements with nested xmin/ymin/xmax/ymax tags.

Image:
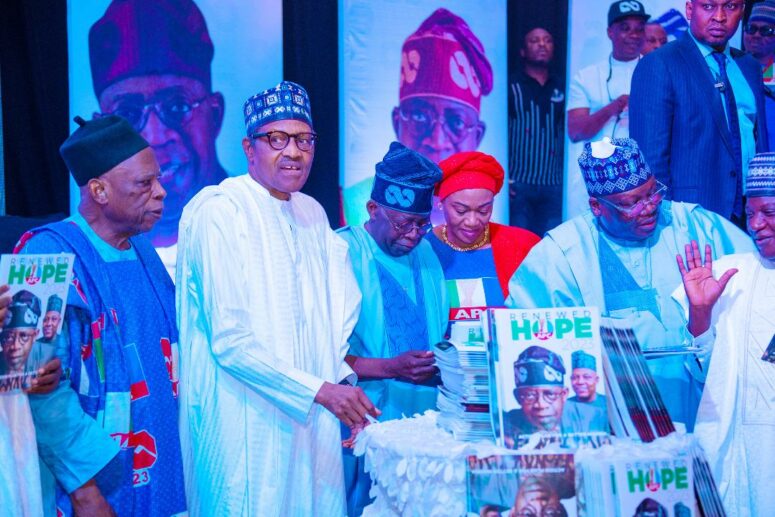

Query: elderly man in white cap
<box><xmin>176</xmin><ymin>81</ymin><xmax>379</xmax><ymax>516</ymax></box>
<box><xmin>675</xmin><ymin>151</ymin><xmax>775</xmax><ymax>516</ymax></box>
<box><xmin>507</xmin><ymin>137</ymin><xmax>753</xmax><ymax>431</ymax></box>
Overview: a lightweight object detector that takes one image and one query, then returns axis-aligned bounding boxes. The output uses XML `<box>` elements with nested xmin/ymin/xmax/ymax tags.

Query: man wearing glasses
<box><xmin>744</xmin><ymin>0</ymin><xmax>775</xmax><ymax>151</ymax></box>
<box><xmin>507</xmin><ymin>138</ymin><xmax>753</xmax><ymax>431</ymax></box>
<box><xmin>631</xmin><ymin>0</ymin><xmax>769</xmax><ymax>226</ymax></box>
<box><xmin>392</xmin><ymin>8</ymin><xmax>491</xmax><ymax>165</ymax></box>
<box><xmin>89</xmin><ymin>0</ymin><xmax>228</xmax><ymax>272</ymax></box>
<box><xmin>337</xmin><ymin>141</ymin><xmax>448</xmax><ymax>515</ymax></box>
<box><xmin>504</xmin><ymin>346</ymin><xmax>607</xmax><ymax>447</ymax></box>
<box><xmin>176</xmin><ymin>81</ymin><xmax>379</xmax><ymax>515</ymax></box>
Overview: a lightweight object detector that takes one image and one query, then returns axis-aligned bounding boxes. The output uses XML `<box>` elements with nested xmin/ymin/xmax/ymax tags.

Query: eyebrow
<box><xmin>452</xmin><ymin>201</ymin><xmax>493</xmax><ymax>210</ymax></box>
<box><xmin>109</xmin><ymin>86</ymin><xmax>193</xmax><ymax>103</ymax></box>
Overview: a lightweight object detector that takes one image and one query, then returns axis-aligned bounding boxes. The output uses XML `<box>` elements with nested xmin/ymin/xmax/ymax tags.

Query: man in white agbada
<box><xmin>176</xmin><ymin>81</ymin><xmax>380</xmax><ymax>516</ymax></box>
<box><xmin>675</xmin><ymin>152</ymin><xmax>775</xmax><ymax>517</ymax></box>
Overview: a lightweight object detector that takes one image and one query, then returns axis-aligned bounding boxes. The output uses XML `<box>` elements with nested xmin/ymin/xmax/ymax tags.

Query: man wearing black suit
<box><xmin>630</xmin><ymin>0</ymin><xmax>769</xmax><ymax>227</ymax></box>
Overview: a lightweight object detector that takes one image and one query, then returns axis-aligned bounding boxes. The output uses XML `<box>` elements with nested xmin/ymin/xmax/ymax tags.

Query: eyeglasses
<box><xmin>514</xmin><ymin>507</ymin><xmax>566</xmax><ymax>517</ymax></box>
<box><xmin>517</xmin><ymin>388</ymin><xmax>565</xmax><ymax>405</ymax></box>
<box><xmin>596</xmin><ymin>181</ymin><xmax>667</xmax><ymax>217</ymax></box>
<box><xmin>383</xmin><ymin>211</ymin><xmax>432</xmax><ymax>235</ymax></box>
<box><xmin>251</xmin><ymin>130</ymin><xmax>317</xmax><ymax>152</ymax></box>
<box><xmin>745</xmin><ymin>24</ymin><xmax>775</xmax><ymax>37</ymax></box>
<box><xmin>398</xmin><ymin>106</ymin><xmax>478</xmax><ymax>144</ymax></box>
<box><xmin>1</xmin><ymin>329</ymin><xmax>36</xmax><ymax>345</ymax></box>
<box><xmin>694</xmin><ymin>1</ymin><xmax>743</xmax><ymax>13</ymax></box>
<box><xmin>102</xmin><ymin>95</ymin><xmax>207</xmax><ymax>132</ymax></box>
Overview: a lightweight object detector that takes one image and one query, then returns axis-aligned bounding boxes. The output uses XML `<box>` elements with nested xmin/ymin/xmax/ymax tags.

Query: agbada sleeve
<box><xmin>22</xmin><ymin>233</ymin><xmax>119</xmax><ymax>493</ymax></box>
<box><xmin>186</xmin><ymin>196</ymin><xmax>325</xmax><ymax>424</ymax></box>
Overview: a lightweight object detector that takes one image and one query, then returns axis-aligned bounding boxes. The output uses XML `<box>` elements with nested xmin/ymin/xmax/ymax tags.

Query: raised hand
<box><xmin>314</xmin><ymin>382</ymin><xmax>381</xmax><ymax>427</ymax></box>
<box><xmin>676</xmin><ymin>241</ymin><xmax>737</xmax><ymax>336</ymax></box>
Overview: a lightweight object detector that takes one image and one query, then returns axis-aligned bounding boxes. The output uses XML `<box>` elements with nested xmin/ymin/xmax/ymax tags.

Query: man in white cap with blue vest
<box><xmin>675</xmin><ymin>151</ymin><xmax>775</xmax><ymax>515</ymax></box>
<box><xmin>176</xmin><ymin>80</ymin><xmax>379</xmax><ymax>516</ymax></box>
<box><xmin>338</xmin><ymin>141</ymin><xmax>448</xmax><ymax>515</ymax></box>
<box><xmin>507</xmin><ymin>137</ymin><xmax>753</xmax><ymax>431</ymax></box>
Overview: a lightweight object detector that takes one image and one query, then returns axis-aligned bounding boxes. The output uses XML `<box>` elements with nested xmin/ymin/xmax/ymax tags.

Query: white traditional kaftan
<box><xmin>674</xmin><ymin>252</ymin><xmax>775</xmax><ymax>517</ymax></box>
<box><xmin>176</xmin><ymin>175</ymin><xmax>362</xmax><ymax>516</ymax></box>
<box><xmin>0</xmin><ymin>394</ymin><xmax>43</xmax><ymax>516</ymax></box>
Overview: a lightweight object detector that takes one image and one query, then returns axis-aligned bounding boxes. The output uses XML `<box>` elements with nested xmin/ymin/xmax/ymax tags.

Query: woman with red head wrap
<box><xmin>426</xmin><ymin>152</ymin><xmax>540</xmax><ymax>328</ymax></box>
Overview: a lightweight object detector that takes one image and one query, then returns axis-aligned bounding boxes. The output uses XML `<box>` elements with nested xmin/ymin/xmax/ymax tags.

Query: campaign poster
<box><xmin>486</xmin><ymin>307</ymin><xmax>608</xmax><ymax>450</ymax></box>
<box><xmin>0</xmin><ymin>254</ymin><xmax>74</xmax><ymax>392</ymax></box>
<box><xmin>340</xmin><ymin>0</ymin><xmax>508</xmax><ymax>226</ymax></box>
<box><xmin>466</xmin><ymin>453</ymin><xmax>576</xmax><ymax>517</ymax></box>
<box><xmin>67</xmin><ymin>0</ymin><xmax>283</xmax><ymax>248</ymax></box>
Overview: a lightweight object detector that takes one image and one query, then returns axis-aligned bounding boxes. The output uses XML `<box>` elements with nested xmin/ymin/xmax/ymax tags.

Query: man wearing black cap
<box><xmin>631</xmin><ymin>0</ymin><xmax>769</xmax><ymax>225</ymax></box>
<box><xmin>567</xmin><ymin>0</ymin><xmax>649</xmax><ymax>143</ymax></box>
<box><xmin>89</xmin><ymin>0</ymin><xmax>228</xmax><ymax>273</ymax></box>
<box><xmin>18</xmin><ymin>116</ymin><xmax>185</xmax><ymax>516</ymax></box>
<box><xmin>338</xmin><ymin>141</ymin><xmax>448</xmax><ymax>515</ymax></box>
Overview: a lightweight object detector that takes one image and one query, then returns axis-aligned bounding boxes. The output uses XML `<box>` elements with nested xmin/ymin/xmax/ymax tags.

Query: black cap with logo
<box><xmin>608</xmin><ymin>0</ymin><xmax>651</xmax><ymax>27</ymax></box>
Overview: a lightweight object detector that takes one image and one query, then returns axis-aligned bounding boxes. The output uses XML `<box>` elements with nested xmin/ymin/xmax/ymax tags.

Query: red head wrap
<box><xmin>435</xmin><ymin>151</ymin><xmax>504</xmax><ymax>200</ymax></box>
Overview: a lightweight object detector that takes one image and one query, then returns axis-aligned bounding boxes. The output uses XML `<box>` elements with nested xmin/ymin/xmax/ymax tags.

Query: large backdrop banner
<box><xmin>340</xmin><ymin>0</ymin><xmax>508</xmax><ymax>226</ymax></box>
<box><xmin>67</xmin><ymin>0</ymin><xmax>283</xmax><ymax>248</ymax></box>
<box><xmin>563</xmin><ymin>0</ymin><xmax>690</xmax><ymax>219</ymax></box>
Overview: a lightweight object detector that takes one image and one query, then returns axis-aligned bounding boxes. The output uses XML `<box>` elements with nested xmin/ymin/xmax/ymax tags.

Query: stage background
<box><xmin>563</xmin><ymin>0</ymin><xmax>743</xmax><ymax>219</ymax></box>
<box><xmin>66</xmin><ymin>0</ymin><xmax>283</xmax><ymax>238</ymax></box>
<box><xmin>340</xmin><ymin>0</ymin><xmax>508</xmax><ymax>226</ymax></box>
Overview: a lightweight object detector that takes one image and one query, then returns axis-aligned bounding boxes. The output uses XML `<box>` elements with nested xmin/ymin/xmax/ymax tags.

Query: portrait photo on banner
<box><xmin>340</xmin><ymin>0</ymin><xmax>507</xmax><ymax>226</ymax></box>
<box><xmin>66</xmin><ymin>0</ymin><xmax>283</xmax><ymax>249</ymax></box>
<box><xmin>563</xmin><ymin>0</ymin><xmax>697</xmax><ymax>220</ymax></box>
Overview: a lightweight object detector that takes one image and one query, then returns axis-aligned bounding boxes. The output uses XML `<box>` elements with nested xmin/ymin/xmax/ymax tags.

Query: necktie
<box><xmin>712</xmin><ymin>51</ymin><xmax>744</xmax><ymax>218</ymax></box>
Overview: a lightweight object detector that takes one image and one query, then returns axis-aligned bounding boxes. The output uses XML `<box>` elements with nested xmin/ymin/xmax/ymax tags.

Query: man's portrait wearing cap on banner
<box><xmin>393</xmin><ymin>8</ymin><xmax>492</xmax><ymax>164</ymax></box>
<box><xmin>89</xmin><ymin>0</ymin><xmax>227</xmax><ymax>249</ymax></box>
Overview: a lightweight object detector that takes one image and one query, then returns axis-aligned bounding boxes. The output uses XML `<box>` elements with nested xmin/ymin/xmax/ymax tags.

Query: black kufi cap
<box><xmin>60</xmin><ymin>116</ymin><xmax>149</xmax><ymax>186</ymax></box>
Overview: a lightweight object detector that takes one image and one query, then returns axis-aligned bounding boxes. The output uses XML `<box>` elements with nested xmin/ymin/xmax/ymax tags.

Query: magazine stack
<box><xmin>599</xmin><ymin>320</ymin><xmax>727</xmax><ymax>516</ymax></box>
<box><xmin>466</xmin><ymin>452</ymin><xmax>577</xmax><ymax>516</ymax></box>
<box><xmin>433</xmin><ymin>335</ymin><xmax>493</xmax><ymax>441</ymax></box>
<box><xmin>577</xmin><ymin>434</ymin><xmax>698</xmax><ymax>516</ymax></box>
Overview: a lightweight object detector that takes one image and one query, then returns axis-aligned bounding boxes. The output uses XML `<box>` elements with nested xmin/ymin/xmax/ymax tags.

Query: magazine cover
<box><xmin>466</xmin><ymin>453</ymin><xmax>576</xmax><ymax>517</ymax></box>
<box><xmin>0</xmin><ymin>253</ymin><xmax>74</xmax><ymax>392</ymax></box>
<box><xmin>487</xmin><ymin>307</ymin><xmax>609</xmax><ymax>449</ymax></box>
<box><xmin>613</xmin><ymin>457</ymin><xmax>695</xmax><ymax>517</ymax></box>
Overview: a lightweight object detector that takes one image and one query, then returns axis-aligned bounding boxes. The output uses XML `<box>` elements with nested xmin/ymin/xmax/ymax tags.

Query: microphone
<box><xmin>715</xmin><ymin>81</ymin><xmax>726</xmax><ymax>93</ymax></box>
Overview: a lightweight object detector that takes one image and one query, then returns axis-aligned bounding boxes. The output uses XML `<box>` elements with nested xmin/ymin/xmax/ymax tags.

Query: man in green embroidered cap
<box><xmin>40</xmin><ymin>295</ymin><xmax>63</xmax><ymax>342</ymax></box>
<box><xmin>568</xmin><ymin>350</ymin><xmax>607</xmax><ymax>413</ymax></box>
<box><xmin>337</xmin><ymin>141</ymin><xmax>448</xmax><ymax>515</ymax></box>
<box><xmin>17</xmin><ymin>115</ymin><xmax>186</xmax><ymax>516</ymax></box>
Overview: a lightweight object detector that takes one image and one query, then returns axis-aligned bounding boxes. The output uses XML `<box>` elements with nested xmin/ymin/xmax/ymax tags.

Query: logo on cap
<box><xmin>619</xmin><ymin>1</ymin><xmax>643</xmax><ymax>13</ymax></box>
<box><xmin>384</xmin><ymin>185</ymin><xmax>416</xmax><ymax>208</ymax></box>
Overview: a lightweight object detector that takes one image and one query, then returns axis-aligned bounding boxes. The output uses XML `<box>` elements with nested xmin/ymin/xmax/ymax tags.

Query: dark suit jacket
<box><xmin>630</xmin><ymin>33</ymin><xmax>769</xmax><ymax>218</ymax></box>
